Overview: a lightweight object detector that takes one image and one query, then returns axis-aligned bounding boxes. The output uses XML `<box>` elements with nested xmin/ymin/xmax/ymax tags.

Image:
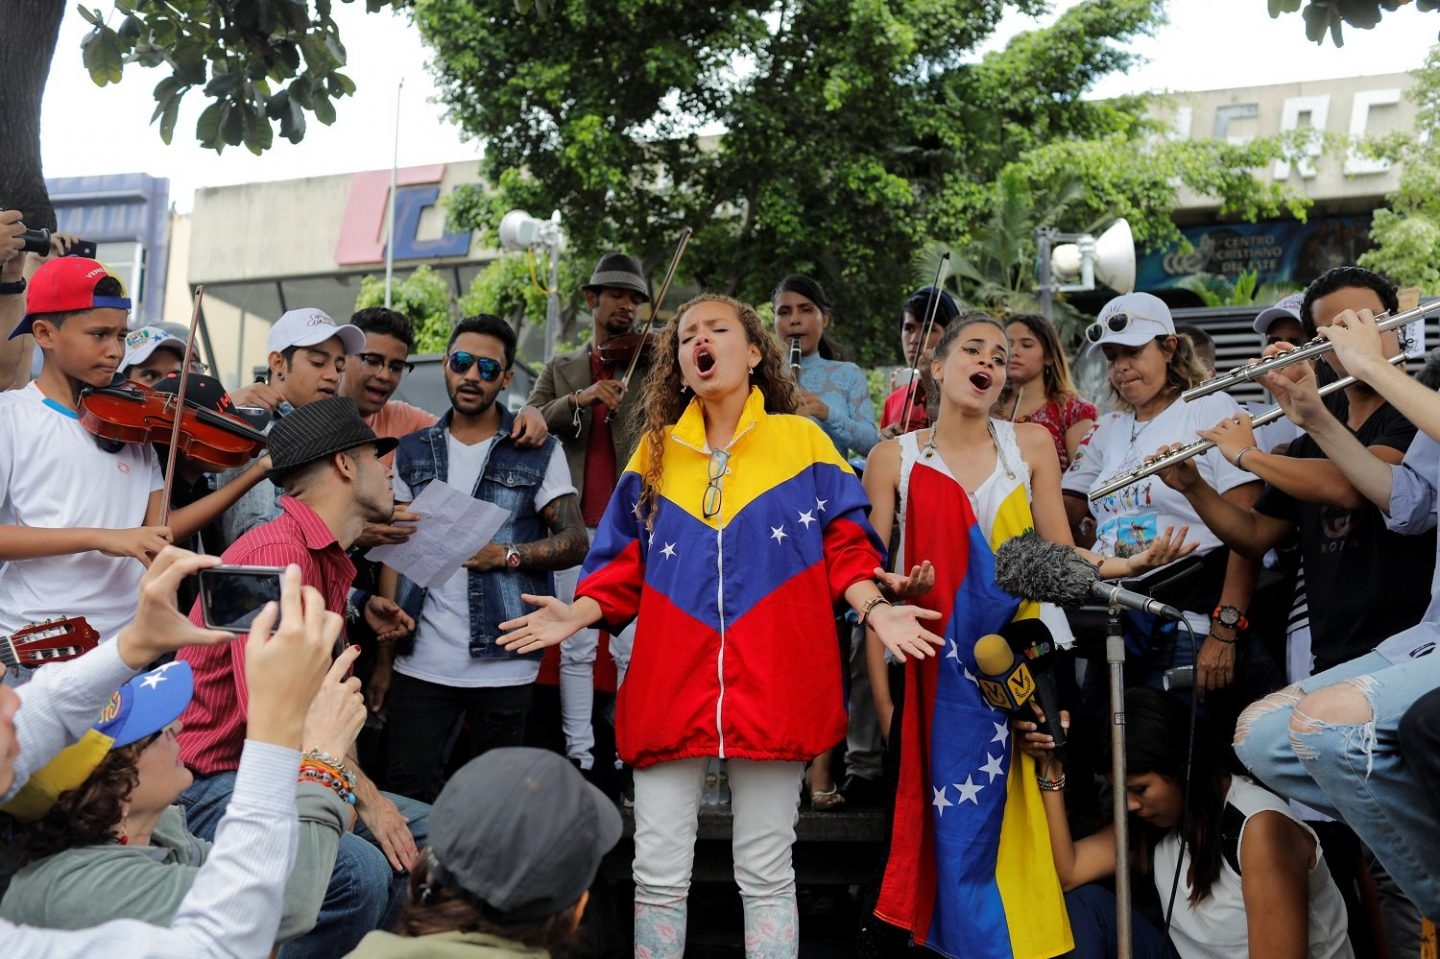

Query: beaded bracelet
<box><xmin>1036</xmin><ymin>774</ymin><xmax>1067</xmax><ymax>792</ymax></box>
<box><xmin>299</xmin><ymin>763</ymin><xmax>357</xmax><ymax>805</ymax></box>
<box><xmin>304</xmin><ymin>748</ymin><xmax>350</xmax><ymax>770</ymax></box>
<box><xmin>301</xmin><ymin>757</ymin><xmax>357</xmax><ymax>792</ymax></box>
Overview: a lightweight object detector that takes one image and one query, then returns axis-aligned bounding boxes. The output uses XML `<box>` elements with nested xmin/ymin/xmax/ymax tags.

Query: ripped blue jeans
<box><xmin>1233</xmin><ymin>649</ymin><xmax>1440</xmax><ymax>917</ymax></box>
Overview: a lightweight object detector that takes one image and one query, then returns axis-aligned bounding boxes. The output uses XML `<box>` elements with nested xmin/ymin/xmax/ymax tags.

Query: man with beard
<box><xmin>374</xmin><ymin>315</ymin><xmax>587</xmax><ymax>802</ymax></box>
<box><xmin>527</xmin><ymin>252</ymin><xmax>649</xmax><ymax>776</ymax></box>
<box><xmin>176</xmin><ymin>397</ymin><xmax>426</xmax><ymax>958</ymax></box>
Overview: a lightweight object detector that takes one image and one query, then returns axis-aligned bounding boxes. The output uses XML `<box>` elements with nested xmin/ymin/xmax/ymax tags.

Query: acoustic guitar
<box><xmin>0</xmin><ymin>617</ymin><xmax>100</xmax><ymax>672</ymax></box>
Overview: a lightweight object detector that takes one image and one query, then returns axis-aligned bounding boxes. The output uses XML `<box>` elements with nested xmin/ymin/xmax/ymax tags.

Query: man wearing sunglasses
<box><xmin>374</xmin><ymin>314</ymin><xmax>587</xmax><ymax>803</ymax></box>
<box><xmin>526</xmin><ymin>252</ymin><xmax>651</xmax><ymax>779</ymax></box>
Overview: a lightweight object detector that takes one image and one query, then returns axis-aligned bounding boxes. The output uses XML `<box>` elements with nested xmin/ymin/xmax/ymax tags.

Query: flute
<box><xmin>789</xmin><ymin>335</ymin><xmax>802</xmax><ymax>379</ymax></box>
<box><xmin>1088</xmin><ymin>352</ymin><xmax>1408</xmax><ymax>502</ymax></box>
<box><xmin>1181</xmin><ymin>302</ymin><xmax>1436</xmax><ymax>402</ymax></box>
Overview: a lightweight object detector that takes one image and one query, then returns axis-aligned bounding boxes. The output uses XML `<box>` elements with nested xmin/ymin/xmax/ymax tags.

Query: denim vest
<box><xmin>392</xmin><ymin>407</ymin><xmax>556</xmax><ymax>661</ymax></box>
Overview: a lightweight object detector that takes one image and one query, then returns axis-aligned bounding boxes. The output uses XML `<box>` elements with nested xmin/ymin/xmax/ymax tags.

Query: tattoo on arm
<box><xmin>517</xmin><ymin>495</ymin><xmax>589</xmax><ymax>571</ymax></box>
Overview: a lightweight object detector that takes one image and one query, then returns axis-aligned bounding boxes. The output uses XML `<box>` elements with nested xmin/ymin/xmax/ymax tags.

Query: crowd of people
<box><xmin>1</xmin><ymin>202</ymin><xmax>1439</xmax><ymax>959</ymax></box>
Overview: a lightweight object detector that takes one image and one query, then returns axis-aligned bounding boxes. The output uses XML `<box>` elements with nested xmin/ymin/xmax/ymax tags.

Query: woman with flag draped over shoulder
<box><xmin>862</xmin><ymin>311</ymin><xmax>1191</xmax><ymax>959</ymax></box>
<box><xmin>497</xmin><ymin>293</ymin><xmax>943</xmax><ymax>959</ymax></box>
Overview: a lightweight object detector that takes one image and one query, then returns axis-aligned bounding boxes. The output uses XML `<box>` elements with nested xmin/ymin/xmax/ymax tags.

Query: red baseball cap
<box><xmin>10</xmin><ymin>257</ymin><xmax>131</xmax><ymax>340</ymax></box>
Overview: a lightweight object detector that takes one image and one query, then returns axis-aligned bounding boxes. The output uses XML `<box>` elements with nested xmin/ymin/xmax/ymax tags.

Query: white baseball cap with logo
<box><xmin>121</xmin><ymin>325</ymin><xmax>187</xmax><ymax>370</ymax></box>
<box><xmin>267</xmin><ymin>308</ymin><xmax>366</xmax><ymax>356</ymax></box>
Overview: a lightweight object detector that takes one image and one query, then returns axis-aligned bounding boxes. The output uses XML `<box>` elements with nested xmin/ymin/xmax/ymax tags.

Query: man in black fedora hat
<box><xmin>175</xmin><ymin>396</ymin><xmax>428</xmax><ymax>958</ymax></box>
<box><xmin>525</xmin><ymin>252</ymin><xmax>651</xmax><ymax>780</ymax></box>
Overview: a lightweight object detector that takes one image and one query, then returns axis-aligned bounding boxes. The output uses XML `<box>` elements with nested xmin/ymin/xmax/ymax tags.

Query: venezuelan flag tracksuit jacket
<box><xmin>577</xmin><ymin>386</ymin><xmax>884</xmax><ymax>768</ymax></box>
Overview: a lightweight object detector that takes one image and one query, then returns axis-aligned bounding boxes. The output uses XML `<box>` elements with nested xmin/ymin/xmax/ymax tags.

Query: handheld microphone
<box><xmin>1000</xmin><ymin>618</ymin><xmax>1067</xmax><ymax>759</ymax></box>
<box><xmin>993</xmin><ymin>530</ymin><xmax>1184</xmax><ymax>621</ymax></box>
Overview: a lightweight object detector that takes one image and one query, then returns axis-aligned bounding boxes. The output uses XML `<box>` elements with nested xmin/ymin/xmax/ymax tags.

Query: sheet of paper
<box><xmin>366</xmin><ymin>479</ymin><xmax>509</xmax><ymax>589</ymax></box>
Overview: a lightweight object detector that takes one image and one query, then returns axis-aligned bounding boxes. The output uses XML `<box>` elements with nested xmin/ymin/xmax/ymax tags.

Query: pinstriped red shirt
<box><xmin>177</xmin><ymin>495</ymin><xmax>355</xmax><ymax>777</ymax></box>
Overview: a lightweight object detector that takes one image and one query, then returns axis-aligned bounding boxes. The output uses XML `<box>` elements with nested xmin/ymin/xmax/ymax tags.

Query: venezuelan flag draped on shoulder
<box><xmin>875</xmin><ymin>454</ymin><xmax>1072</xmax><ymax>959</ymax></box>
<box><xmin>576</xmin><ymin>386</ymin><xmax>884</xmax><ymax>769</ymax></box>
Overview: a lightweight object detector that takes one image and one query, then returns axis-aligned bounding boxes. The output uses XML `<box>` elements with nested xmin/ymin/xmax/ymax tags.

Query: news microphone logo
<box><xmin>974</xmin><ymin>634</ymin><xmax>1035</xmax><ymax>711</ymax></box>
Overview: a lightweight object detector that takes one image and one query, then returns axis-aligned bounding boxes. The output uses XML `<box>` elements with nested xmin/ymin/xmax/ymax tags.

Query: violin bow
<box><xmin>898</xmin><ymin>252</ymin><xmax>950</xmax><ymax>432</ymax></box>
<box><xmin>157</xmin><ymin>285</ymin><xmax>205</xmax><ymax>528</ymax></box>
<box><xmin>617</xmin><ymin>226</ymin><xmax>693</xmax><ymax>393</ymax></box>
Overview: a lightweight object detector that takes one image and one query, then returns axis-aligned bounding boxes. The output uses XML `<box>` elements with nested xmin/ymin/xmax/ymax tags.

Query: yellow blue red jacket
<box><xmin>577</xmin><ymin>386</ymin><xmax>884</xmax><ymax>768</ymax></box>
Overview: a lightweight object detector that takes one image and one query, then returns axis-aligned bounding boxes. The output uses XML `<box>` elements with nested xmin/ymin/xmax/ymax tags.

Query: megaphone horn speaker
<box><xmin>1094</xmin><ymin>218</ymin><xmax>1135</xmax><ymax>294</ymax></box>
<box><xmin>499</xmin><ymin>210</ymin><xmax>542</xmax><ymax>252</ymax></box>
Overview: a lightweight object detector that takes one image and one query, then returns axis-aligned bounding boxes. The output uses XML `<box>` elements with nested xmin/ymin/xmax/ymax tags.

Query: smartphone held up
<box><xmin>197</xmin><ymin>565</ymin><xmax>285</xmax><ymax>633</ymax></box>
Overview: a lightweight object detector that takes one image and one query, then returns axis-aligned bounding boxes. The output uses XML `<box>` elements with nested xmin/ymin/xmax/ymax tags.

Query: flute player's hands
<box><xmin>1150</xmin><ymin>443</ymin><xmax>1204</xmax><ymax>495</ymax></box>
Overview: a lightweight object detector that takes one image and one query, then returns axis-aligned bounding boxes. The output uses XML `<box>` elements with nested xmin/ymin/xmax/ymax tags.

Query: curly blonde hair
<box><xmin>631</xmin><ymin>294</ymin><xmax>799</xmax><ymax>527</ymax></box>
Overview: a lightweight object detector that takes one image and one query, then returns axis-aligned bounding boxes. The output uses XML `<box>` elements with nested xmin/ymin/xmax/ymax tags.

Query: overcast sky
<box><xmin>38</xmin><ymin>0</ymin><xmax>1440</xmax><ymax>212</ymax></box>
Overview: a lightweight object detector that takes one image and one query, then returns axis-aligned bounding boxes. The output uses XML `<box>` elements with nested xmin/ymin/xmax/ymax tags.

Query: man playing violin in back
<box><xmin>526</xmin><ymin>251</ymin><xmax>649</xmax><ymax>780</ymax></box>
<box><xmin>0</xmin><ymin>257</ymin><xmax>266</xmax><ymax>653</ymax></box>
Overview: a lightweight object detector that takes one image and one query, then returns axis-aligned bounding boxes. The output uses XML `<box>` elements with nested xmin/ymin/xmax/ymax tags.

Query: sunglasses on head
<box><xmin>445</xmin><ymin>352</ymin><xmax>504</xmax><ymax>381</ymax></box>
<box><xmin>1084</xmin><ymin>311</ymin><xmax>1168</xmax><ymax>344</ymax></box>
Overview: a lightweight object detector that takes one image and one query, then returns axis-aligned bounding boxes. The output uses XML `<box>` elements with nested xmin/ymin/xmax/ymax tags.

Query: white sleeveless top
<box><xmin>1154</xmin><ymin>776</ymin><xmax>1352</xmax><ymax>959</ymax></box>
<box><xmin>895</xmin><ymin>420</ymin><xmax>1074</xmax><ymax>648</ymax></box>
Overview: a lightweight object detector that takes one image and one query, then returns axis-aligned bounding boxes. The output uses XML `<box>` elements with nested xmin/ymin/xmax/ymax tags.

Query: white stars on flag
<box><xmin>990</xmin><ymin>721</ymin><xmax>1010</xmax><ymax>746</ymax></box>
<box><xmin>815</xmin><ymin>497</ymin><xmax>828</xmax><ymax>513</ymax></box>
<box><xmin>770</xmin><ymin>525</ymin><xmax>788</xmax><ymax>544</ymax></box>
<box><xmin>797</xmin><ymin>509</ymin><xmax>816</xmax><ymax>529</ymax></box>
<box><xmin>980</xmin><ymin>752</ymin><xmax>1005</xmax><ymax>783</ymax></box>
<box><xmin>660</xmin><ymin>542</ymin><xmax>677</xmax><ymax>560</ymax></box>
<box><xmin>946</xmin><ymin>640</ymin><xmax>960</xmax><ymax>662</ymax></box>
<box><xmin>954</xmin><ymin>775</ymin><xmax>983</xmax><ymax>805</ymax></box>
<box><xmin>932</xmin><ymin>785</ymin><xmax>952</xmax><ymax>816</ymax></box>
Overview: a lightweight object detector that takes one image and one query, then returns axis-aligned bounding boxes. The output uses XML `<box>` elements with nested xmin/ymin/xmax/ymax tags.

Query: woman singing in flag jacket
<box><xmin>499</xmin><ymin>293</ymin><xmax>940</xmax><ymax>959</ymax></box>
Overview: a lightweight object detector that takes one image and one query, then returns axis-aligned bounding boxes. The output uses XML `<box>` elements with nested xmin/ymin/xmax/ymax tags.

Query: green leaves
<box><xmin>76</xmin><ymin>0</ymin><xmax>402</xmax><ymax>153</ymax></box>
<box><xmin>1265</xmin><ymin>0</ymin><xmax>1440</xmax><ymax>46</ymax></box>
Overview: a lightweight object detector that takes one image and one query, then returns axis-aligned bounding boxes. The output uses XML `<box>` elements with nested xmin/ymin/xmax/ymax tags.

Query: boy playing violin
<box><xmin>0</xmin><ymin>257</ymin><xmax>267</xmax><ymax>647</ymax></box>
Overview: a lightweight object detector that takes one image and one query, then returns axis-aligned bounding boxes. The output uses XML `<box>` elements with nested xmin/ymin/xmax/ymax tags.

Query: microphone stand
<box><xmin>1107</xmin><ymin>600</ymin><xmax>1133</xmax><ymax>959</ymax></box>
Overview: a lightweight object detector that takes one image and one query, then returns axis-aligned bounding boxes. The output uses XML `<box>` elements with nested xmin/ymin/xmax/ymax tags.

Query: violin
<box><xmin>595</xmin><ymin>329</ymin><xmax>659</xmax><ymax>366</ymax></box>
<box><xmin>78</xmin><ymin>381</ymin><xmax>268</xmax><ymax>472</ymax></box>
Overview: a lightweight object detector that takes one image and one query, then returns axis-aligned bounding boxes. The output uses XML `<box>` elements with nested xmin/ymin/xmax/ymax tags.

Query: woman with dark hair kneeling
<box><xmin>1017</xmin><ymin>688</ymin><xmax>1351</xmax><ymax>959</ymax></box>
<box><xmin>347</xmin><ymin>747</ymin><xmax>620</xmax><ymax>957</ymax></box>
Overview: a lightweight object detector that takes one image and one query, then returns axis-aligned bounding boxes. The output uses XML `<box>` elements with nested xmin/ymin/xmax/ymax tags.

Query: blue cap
<box><xmin>94</xmin><ymin>660</ymin><xmax>194</xmax><ymax>748</ymax></box>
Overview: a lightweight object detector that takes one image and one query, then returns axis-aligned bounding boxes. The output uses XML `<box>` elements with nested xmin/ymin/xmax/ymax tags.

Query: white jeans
<box><xmin>632</xmin><ymin>758</ymin><xmax>803</xmax><ymax>959</ymax></box>
<box><xmin>556</xmin><ymin>532</ymin><xmax>634</xmax><ymax>769</ymax></box>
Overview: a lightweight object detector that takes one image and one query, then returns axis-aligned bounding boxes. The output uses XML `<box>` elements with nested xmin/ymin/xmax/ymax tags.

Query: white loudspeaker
<box><xmin>1094</xmin><ymin>218</ymin><xmax>1135</xmax><ymax>293</ymax></box>
<box><xmin>499</xmin><ymin>210</ymin><xmax>543</xmax><ymax>251</ymax></box>
<box><xmin>1051</xmin><ymin>218</ymin><xmax>1135</xmax><ymax>294</ymax></box>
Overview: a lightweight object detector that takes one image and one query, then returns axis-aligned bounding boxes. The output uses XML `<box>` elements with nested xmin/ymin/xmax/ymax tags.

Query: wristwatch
<box><xmin>504</xmin><ymin>544</ymin><xmax>522</xmax><ymax>569</ymax></box>
<box><xmin>1212</xmin><ymin>604</ymin><xmax>1248</xmax><ymax>631</ymax></box>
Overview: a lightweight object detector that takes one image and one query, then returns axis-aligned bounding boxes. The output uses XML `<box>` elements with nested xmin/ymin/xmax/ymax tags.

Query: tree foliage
<box><xmin>1359</xmin><ymin>46</ymin><xmax>1440</xmax><ymax>292</ymax></box>
<box><xmin>417</xmin><ymin>0</ymin><xmax>1184</xmax><ymax>366</ymax></box>
<box><xmin>354</xmin><ymin>265</ymin><xmax>455</xmax><ymax>354</ymax></box>
<box><xmin>4</xmin><ymin>0</ymin><xmax>405</xmax><ymax>227</ymax></box>
<box><xmin>1265</xmin><ymin>0</ymin><xmax>1440</xmax><ymax>46</ymax></box>
<box><xmin>77</xmin><ymin>0</ymin><xmax>407</xmax><ymax>155</ymax></box>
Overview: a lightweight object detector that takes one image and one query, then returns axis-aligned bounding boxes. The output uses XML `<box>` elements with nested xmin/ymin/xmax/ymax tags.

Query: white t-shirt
<box><xmin>0</xmin><ymin>383</ymin><xmax>164</xmax><ymax>641</ymax></box>
<box><xmin>1154</xmin><ymin>776</ymin><xmax>1352</xmax><ymax>959</ymax></box>
<box><xmin>1063</xmin><ymin>393</ymin><xmax>1254</xmax><ymax>559</ymax></box>
<box><xmin>392</xmin><ymin>434</ymin><xmax>574</xmax><ymax>688</ymax></box>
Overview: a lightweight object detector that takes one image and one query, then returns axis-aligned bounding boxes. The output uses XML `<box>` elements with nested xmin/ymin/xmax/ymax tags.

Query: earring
<box><xmin>118</xmin><ymin>814</ymin><xmax>130</xmax><ymax>845</ymax></box>
<box><xmin>748</xmin><ymin>366</ymin><xmax>756</xmax><ymax>377</ymax></box>
<box><xmin>680</xmin><ymin>383</ymin><xmax>689</xmax><ymax>395</ymax></box>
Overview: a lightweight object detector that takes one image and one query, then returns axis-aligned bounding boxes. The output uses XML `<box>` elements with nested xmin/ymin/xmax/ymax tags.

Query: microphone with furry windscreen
<box><xmin>993</xmin><ymin>530</ymin><xmax>1184</xmax><ymax>620</ymax></box>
